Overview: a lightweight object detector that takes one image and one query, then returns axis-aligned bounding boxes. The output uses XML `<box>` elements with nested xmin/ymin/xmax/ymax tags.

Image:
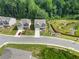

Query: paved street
<box><xmin>0</xmin><ymin>48</ymin><xmax>36</xmax><ymax>59</ymax></box>
<box><xmin>0</xmin><ymin>35</ymin><xmax>79</xmax><ymax>52</ymax></box>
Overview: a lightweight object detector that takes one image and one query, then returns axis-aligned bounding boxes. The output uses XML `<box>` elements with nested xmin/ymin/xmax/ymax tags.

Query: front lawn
<box><xmin>22</xmin><ymin>29</ymin><xmax>34</xmax><ymax>35</ymax></box>
<box><xmin>0</xmin><ymin>26</ymin><xmax>17</xmax><ymax>35</ymax></box>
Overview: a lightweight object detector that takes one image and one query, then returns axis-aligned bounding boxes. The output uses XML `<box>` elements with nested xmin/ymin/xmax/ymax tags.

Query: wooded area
<box><xmin>0</xmin><ymin>0</ymin><xmax>79</xmax><ymax>19</ymax></box>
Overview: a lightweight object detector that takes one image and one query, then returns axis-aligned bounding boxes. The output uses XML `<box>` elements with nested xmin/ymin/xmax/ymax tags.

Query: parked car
<box><xmin>18</xmin><ymin>32</ymin><xmax>22</xmax><ymax>35</ymax></box>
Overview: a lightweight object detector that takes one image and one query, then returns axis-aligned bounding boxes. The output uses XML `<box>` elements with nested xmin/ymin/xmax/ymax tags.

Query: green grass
<box><xmin>0</xmin><ymin>45</ymin><xmax>6</xmax><ymax>56</ymax></box>
<box><xmin>0</xmin><ymin>26</ymin><xmax>17</xmax><ymax>35</ymax></box>
<box><xmin>40</xmin><ymin>26</ymin><xmax>51</xmax><ymax>36</ymax></box>
<box><xmin>0</xmin><ymin>44</ymin><xmax>79</xmax><ymax>59</ymax></box>
<box><xmin>40</xmin><ymin>48</ymin><xmax>79</xmax><ymax>59</ymax></box>
<box><xmin>57</xmin><ymin>34</ymin><xmax>77</xmax><ymax>41</ymax></box>
<box><xmin>22</xmin><ymin>29</ymin><xmax>34</xmax><ymax>35</ymax></box>
<box><xmin>49</xmin><ymin>20</ymin><xmax>79</xmax><ymax>41</ymax></box>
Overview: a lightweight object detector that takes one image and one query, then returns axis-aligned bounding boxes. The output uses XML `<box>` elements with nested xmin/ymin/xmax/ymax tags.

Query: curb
<box><xmin>0</xmin><ymin>42</ymin><xmax>79</xmax><ymax>53</ymax></box>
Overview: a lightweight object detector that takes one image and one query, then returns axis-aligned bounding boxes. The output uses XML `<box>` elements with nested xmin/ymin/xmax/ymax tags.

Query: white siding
<box><xmin>9</xmin><ymin>18</ymin><xmax>16</xmax><ymax>26</ymax></box>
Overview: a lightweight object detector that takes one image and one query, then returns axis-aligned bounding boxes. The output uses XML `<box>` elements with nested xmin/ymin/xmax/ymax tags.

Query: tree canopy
<box><xmin>0</xmin><ymin>0</ymin><xmax>79</xmax><ymax>19</ymax></box>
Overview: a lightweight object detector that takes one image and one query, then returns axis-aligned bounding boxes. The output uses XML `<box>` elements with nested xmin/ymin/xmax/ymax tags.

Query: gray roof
<box><xmin>34</xmin><ymin>19</ymin><xmax>46</xmax><ymax>28</ymax></box>
<box><xmin>18</xmin><ymin>19</ymin><xmax>31</xmax><ymax>29</ymax></box>
<box><xmin>1</xmin><ymin>48</ymin><xmax>34</xmax><ymax>59</ymax></box>
<box><xmin>0</xmin><ymin>16</ymin><xmax>10</xmax><ymax>22</ymax></box>
<box><xmin>0</xmin><ymin>17</ymin><xmax>10</xmax><ymax>26</ymax></box>
<box><xmin>0</xmin><ymin>16</ymin><xmax>16</xmax><ymax>26</ymax></box>
<box><xmin>20</xmin><ymin>19</ymin><xmax>31</xmax><ymax>24</ymax></box>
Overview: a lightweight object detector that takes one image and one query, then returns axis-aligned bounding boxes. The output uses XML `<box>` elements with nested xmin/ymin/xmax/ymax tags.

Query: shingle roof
<box><xmin>34</xmin><ymin>19</ymin><xmax>46</xmax><ymax>28</ymax></box>
<box><xmin>35</xmin><ymin>19</ymin><xmax>46</xmax><ymax>25</ymax></box>
<box><xmin>20</xmin><ymin>19</ymin><xmax>31</xmax><ymax>24</ymax></box>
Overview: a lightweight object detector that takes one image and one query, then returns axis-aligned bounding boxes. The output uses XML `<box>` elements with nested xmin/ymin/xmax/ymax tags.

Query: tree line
<box><xmin>0</xmin><ymin>0</ymin><xmax>79</xmax><ymax>19</ymax></box>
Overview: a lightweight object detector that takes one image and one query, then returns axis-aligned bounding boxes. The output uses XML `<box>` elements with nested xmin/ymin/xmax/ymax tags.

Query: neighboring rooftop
<box><xmin>34</xmin><ymin>19</ymin><xmax>46</xmax><ymax>28</ymax></box>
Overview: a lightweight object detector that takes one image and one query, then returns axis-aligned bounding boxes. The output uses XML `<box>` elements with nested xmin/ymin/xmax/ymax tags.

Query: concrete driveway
<box><xmin>35</xmin><ymin>28</ymin><xmax>40</xmax><ymax>38</ymax></box>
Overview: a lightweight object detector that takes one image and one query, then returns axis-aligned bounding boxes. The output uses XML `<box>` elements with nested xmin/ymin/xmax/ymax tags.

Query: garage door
<box><xmin>35</xmin><ymin>28</ymin><xmax>40</xmax><ymax>38</ymax></box>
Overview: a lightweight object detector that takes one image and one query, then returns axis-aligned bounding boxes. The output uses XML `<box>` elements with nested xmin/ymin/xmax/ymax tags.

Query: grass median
<box><xmin>0</xmin><ymin>44</ymin><xmax>79</xmax><ymax>59</ymax></box>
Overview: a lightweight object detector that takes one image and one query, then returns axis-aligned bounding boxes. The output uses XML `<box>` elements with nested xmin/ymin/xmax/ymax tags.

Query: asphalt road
<box><xmin>0</xmin><ymin>35</ymin><xmax>79</xmax><ymax>52</ymax></box>
<box><xmin>0</xmin><ymin>48</ymin><xmax>36</xmax><ymax>59</ymax></box>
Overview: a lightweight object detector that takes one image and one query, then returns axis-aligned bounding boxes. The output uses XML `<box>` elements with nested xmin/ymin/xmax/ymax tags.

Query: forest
<box><xmin>0</xmin><ymin>0</ymin><xmax>79</xmax><ymax>19</ymax></box>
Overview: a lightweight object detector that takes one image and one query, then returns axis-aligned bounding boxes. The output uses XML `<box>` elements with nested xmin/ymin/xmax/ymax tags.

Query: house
<box><xmin>34</xmin><ymin>19</ymin><xmax>46</xmax><ymax>31</ymax></box>
<box><xmin>17</xmin><ymin>19</ymin><xmax>31</xmax><ymax>30</ymax></box>
<box><xmin>34</xmin><ymin>19</ymin><xmax>46</xmax><ymax>37</ymax></box>
<box><xmin>0</xmin><ymin>48</ymin><xmax>37</xmax><ymax>59</ymax></box>
<box><xmin>0</xmin><ymin>16</ymin><xmax>16</xmax><ymax>27</ymax></box>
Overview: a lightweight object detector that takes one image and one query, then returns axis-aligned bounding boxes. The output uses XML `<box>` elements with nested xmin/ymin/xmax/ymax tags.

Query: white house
<box><xmin>34</xmin><ymin>19</ymin><xmax>46</xmax><ymax>38</ymax></box>
<box><xmin>17</xmin><ymin>19</ymin><xmax>31</xmax><ymax>30</ymax></box>
<box><xmin>0</xmin><ymin>16</ymin><xmax>16</xmax><ymax>27</ymax></box>
<box><xmin>9</xmin><ymin>18</ymin><xmax>16</xmax><ymax>26</ymax></box>
<box><xmin>0</xmin><ymin>48</ymin><xmax>37</xmax><ymax>59</ymax></box>
<box><xmin>34</xmin><ymin>19</ymin><xmax>46</xmax><ymax>31</ymax></box>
